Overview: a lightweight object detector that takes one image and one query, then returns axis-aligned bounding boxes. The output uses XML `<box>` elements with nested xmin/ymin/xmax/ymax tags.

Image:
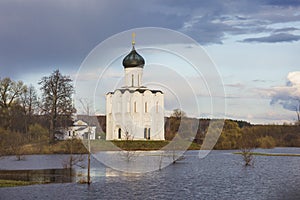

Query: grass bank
<box><xmin>233</xmin><ymin>152</ymin><xmax>300</xmax><ymax>157</ymax></box>
<box><xmin>0</xmin><ymin>179</ymin><xmax>37</xmax><ymax>187</ymax></box>
<box><xmin>2</xmin><ymin>140</ymin><xmax>201</xmax><ymax>156</ymax></box>
<box><xmin>89</xmin><ymin>140</ymin><xmax>201</xmax><ymax>151</ymax></box>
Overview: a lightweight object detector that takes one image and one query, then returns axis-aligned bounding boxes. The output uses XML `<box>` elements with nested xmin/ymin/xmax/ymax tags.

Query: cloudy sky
<box><xmin>1</xmin><ymin>0</ymin><xmax>300</xmax><ymax>124</ymax></box>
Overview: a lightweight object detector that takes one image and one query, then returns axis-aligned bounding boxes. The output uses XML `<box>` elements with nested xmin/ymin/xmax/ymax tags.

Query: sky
<box><xmin>0</xmin><ymin>0</ymin><xmax>300</xmax><ymax>124</ymax></box>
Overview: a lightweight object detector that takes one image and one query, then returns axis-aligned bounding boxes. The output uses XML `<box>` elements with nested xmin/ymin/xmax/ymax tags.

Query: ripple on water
<box><xmin>0</xmin><ymin>148</ymin><xmax>299</xmax><ymax>200</ymax></box>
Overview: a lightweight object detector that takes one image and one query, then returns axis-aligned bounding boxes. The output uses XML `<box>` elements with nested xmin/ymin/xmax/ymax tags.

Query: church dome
<box><xmin>122</xmin><ymin>46</ymin><xmax>145</xmax><ymax>68</ymax></box>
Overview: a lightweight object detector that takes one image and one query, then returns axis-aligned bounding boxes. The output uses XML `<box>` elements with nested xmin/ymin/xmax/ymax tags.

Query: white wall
<box><xmin>124</xmin><ymin>68</ymin><xmax>143</xmax><ymax>87</ymax></box>
<box><xmin>106</xmin><ymin>89</ymin><xmax>164</xmax><ymax>140</ymax></box>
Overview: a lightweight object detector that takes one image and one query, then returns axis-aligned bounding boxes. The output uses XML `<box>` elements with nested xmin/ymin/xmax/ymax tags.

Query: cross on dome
<box><xmin>122</xmin><ymin>33</ymin><xmax>145</xmax><ymax>68</ymax></box>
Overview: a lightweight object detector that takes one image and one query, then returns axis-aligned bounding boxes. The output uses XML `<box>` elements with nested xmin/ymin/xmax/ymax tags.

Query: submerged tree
<box><xmin>39</xmin><ymin>70</ymin><xmax>75</xmax><ymax>142</ymax></box>
<box><xmin>238</xmin><ymin>127</ymin><xmax>257</xmax><ymax>166</ymax></box>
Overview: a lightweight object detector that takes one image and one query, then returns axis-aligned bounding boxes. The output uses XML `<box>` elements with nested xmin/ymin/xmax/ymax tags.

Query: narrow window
<box><xmin>145</xmin><ymin>102</ymin><xmax>148</xmax><ymax>113</ymax></box>
<box><xmin>144</xmin><ymin>128</ymin><xmax>147</xmax><ymax>139</ymax></box>
<box><xmin>118</xmin><ymin>128</ymin><xmax>121</xmax><ymax>139</ymax></box>
<box><xmin>156</xmin><ymin>102</ymin><xmax>159</xmax><ymax>113</ymax></box>
<box><xmin>138</xmin><ymin>74</ymin><xmax>140</xmax><ymax>87</ymax></box>
<box><xmin>134</xmin><ymin>101</ymin><xmax>137</xmax><ymax>113</ymax></box>
<box><xmin>131</xmin><ymin>74</ymin><xmax>134</xmax><ymax>86</ymax></box>
<box><xmin>148</xmin><ymin>128</ymin><xmax>151</xmax><ymax>140</ymax></box>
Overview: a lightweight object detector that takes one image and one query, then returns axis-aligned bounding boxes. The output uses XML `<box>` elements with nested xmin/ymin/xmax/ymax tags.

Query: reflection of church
<box><xmin>105</xmin><ymin>35</ymin><xmax>165</xmax><ymax>140</ymax></box>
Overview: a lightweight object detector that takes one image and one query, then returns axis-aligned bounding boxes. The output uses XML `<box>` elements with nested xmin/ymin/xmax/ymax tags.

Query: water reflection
<box><xmin>0</xmin><ymin>168</ymin><xmax>75</xmax><ymax>183</ymax></box>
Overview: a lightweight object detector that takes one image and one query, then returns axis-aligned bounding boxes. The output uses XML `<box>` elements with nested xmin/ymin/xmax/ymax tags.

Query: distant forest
<box><xmin>96</xmin><ymin>115</ymin><xmax>300</xmax><ymax>149</ymax></box>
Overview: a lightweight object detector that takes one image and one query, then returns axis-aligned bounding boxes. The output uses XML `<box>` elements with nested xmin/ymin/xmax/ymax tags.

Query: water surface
<box><xmin>0</xmin><ymin>148</ymin><xmax>299</xmax><ymax>200</ymax></box>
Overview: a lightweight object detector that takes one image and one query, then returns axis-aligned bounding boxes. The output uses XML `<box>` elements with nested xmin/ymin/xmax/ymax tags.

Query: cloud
<box><xmin>241</xmin><ymin>33</ymin><xmax>300</xmax><ymax>43</ymax></box>
<box><xmin>252</xmin><ymin>79</ymin><xmax>267</xmax><ymax>83</ymax></box>
<box><xmin>273</xmin><ymin>27</ymin><xmax>299</xmax><ymax>33</ymax></box>
<box><xmin>270</xmin><ymin>71</ymin><xmax>300</xmax><ymax>112</ymax></box>
<box><xmin>225</xmin><ymin>83</ymin><xmax>245</xmax><ymax>88</ymax></box>
<box><xmin>175</xmin><ymin>0</ymin><xmax>300</xmax><ymax>44</ymax></box>
<box><xmin>264</xmin><ymin>0</ymin><xmax>300</xmax><ymax>7</ymax></box>
<box><xmin>1</xmin><ymin>0</ymin><xmax>300</xmax><ymax>80</ymax></box>
<box><xmin>0</xmin><ymin>0</ymin><xmax>184</xmax><ymax>79</ymax></box>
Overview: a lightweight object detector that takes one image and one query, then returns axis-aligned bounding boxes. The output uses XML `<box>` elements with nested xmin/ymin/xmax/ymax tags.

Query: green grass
<box><xmin>88</xmin><ymin>140</ymin><xmax>201</xmax><ymax>151</ymax></box>
<box><xmin>0</xmin><ymin>179</ymin><xmax>36</xmax><ymax>187</ymax></box>
<box><xmin>233</xmin><ymin>152</ymin><xmax>300</xmax><ymax>157</ymax></box>
<box><xmin>1</xmin><ymin>140</ymin><xmax>201</xmax><ymax>156</ymax></box>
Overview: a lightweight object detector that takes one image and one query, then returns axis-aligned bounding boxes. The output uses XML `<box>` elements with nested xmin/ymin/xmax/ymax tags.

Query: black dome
<box><xmin>122</xmin><ymin>47</ymin><xmax>145</xmax><ymax>68</ymax></box>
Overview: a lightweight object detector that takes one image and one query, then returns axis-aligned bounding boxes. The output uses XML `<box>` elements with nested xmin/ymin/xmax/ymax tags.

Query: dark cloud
<box><xmin>241</xmin><ymin>33</ymin><xmax>300</xmax><ymax>43</ymax></box>
<box><xmin>0</xmin><ymin>0</ymin><xmax>184</xmax><ymax>79</ymax></box>
<box><xmin>1</xmin><ymin>0</ymin><xmax>300</xmax><ymax>79</ymax></box>
<box><xmin>264</xmin><ymin>0</ymin><xmax>300</xmax><ymax>7</ymax></box>
<box><xmin>273</xmin><ymin>27</ymin><xmax>299</xmax><ymax>33</ymax></box>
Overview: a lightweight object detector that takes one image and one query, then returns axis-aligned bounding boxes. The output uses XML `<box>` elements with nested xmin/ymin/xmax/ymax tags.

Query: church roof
<box><xmin>107</xmin><ymin>88</ymin><xmax>163</xmax><ymax>95</ymax></box>
<box><xmin>122</xmin><ymin>34</ymin><xmax>145</xmax><ymax>68</ymax></box>
<box><xmin>122</xmin><ymin>46</ymin><xmax>145</xmax><ymax>68</ymax></box>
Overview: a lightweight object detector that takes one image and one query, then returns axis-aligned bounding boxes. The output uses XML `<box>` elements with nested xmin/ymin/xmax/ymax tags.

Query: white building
<box><xmin>55</xmin><ymin>120</ymin><xmax>96</xmax><ymax>140</ymax></box>
<box><xmin>106</xmin><ymin>37</ymin><xmax>165</xmax><ymax>140</ymax></box>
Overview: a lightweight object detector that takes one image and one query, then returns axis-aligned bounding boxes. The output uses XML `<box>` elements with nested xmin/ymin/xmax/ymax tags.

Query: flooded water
<box><xmin>0</xmin><ymin>148</ymin><xmax>300</xmax><ymax>200</ymax></box>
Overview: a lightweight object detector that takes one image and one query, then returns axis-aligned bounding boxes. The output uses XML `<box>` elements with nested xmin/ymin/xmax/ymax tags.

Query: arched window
<box><xmin>118</xmin><ymin>128</ymin><xmax>121</xmax><ymax>139</ymax></box>
<box><xmin>134</xmin><ymin>101</ymin><xmax>137</xmax><ymax>113</ymax></box>
<box><xmin>148</xmin><ymin>128</ymin><xmax>151</xmax><ymax>139</ymax></box>
<box><xmin>144</xmin><ymin>128</ymin><xmax>151</xmax><ymax>140</ymax></box>
<box><xmin>131</xmin><ymin>74</ymin><xmax>134</xmax><ymax>86</ymax></box>
<box><xmin>145</xmin><ymin>102</ymin><xmax>148</xmax><ymax>113</ymax></box>
<box><xmin>144</xmin><ymin>128</ymin><xmax>147</xmax><ymax>139</ymax></box>
<box><xmin>156</xmin><ymin>101</ymin><xmax>159</xmax><ymax>113</ymax></box>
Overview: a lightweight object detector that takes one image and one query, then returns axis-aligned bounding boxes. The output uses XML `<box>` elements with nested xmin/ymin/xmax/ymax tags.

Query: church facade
<box><xmin>105</xmin><ymin>37</ymin><xmax>165</xmax><ymax>140</ymax></box>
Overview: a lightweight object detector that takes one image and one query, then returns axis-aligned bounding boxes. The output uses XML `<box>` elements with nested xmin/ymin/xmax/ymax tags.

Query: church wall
<box><xmin>105</xmin><ymin>90</ymin><xmax>164</xmax><ymax>140</ymax></box>
<box><xmin>125</xmin><ymin>68</ymin><xmax>143</xmax><ymax>87</ymax></box>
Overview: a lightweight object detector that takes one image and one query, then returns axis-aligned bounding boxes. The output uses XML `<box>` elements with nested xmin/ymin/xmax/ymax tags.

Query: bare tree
<box><xmin>122</xmin><ymin>125</ymin><xmax>134</xmax><ymax>140</ymax></box>
<box><xmin>62</xmin><ymin>138</ymin><xmax>85</xmax><ymax>176</ymax></box>
<box><xmin>119</xmin><ymin>125</ymin><xmax>139</xmax><ymax>162</ymax></box>
<box><xmin>171</xmin><ymin>108</ymin><xmax>186</xmax><ymax>119</ymax></box>
<box><xmin>77</xmin><ymin>97</ymin><xmax>94</xmax><ymax>184</ymax></box>
<box><xmin>0</xmin><ymin>77</ymin><xmax>24</xmax><ymax>108</ymax></box>
<box><xmin>78</xmin><ymin>98</ymin><xmax>93</xmax><ymax>116</ymax></box>
<box><xmin>238</xmin><ymin>127</ymin><xmax>256</xmax><ymax>166</ymax></box>
<box><xmin>19</xmin><ymin>84</ymin><xmax>38</xmax><ymax>135</ymax></box>
<box><xmin>0</xmin><ymin>77</ymin><xmax>25</xmax><ymax>130</ymax></box>
<box><xmin>39</xmin><ymin>70</ymin><xmax>75</xmax><ymax>142</ymax></box>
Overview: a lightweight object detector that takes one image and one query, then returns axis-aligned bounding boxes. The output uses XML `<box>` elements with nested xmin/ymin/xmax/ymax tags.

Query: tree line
<box><xmin>0</xmin><ymin>70</ymin><xmax>75</xmax><ymax>156</ymax></box>
<box><xmin>163</xmin><ymin>109</ymin><xmax>300</xmax><ymax>149</ymax></box>
<box><xmin>96</xmin><ymin>108</ymin><xmax>300</xmax><ymax>149</ymax></box>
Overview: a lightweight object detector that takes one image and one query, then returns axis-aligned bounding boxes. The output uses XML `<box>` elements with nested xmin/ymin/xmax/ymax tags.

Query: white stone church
<box><xmin>105</xmin><ymin>36</ymin><xmax>165</xmax><ymax>140</ymax></box>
